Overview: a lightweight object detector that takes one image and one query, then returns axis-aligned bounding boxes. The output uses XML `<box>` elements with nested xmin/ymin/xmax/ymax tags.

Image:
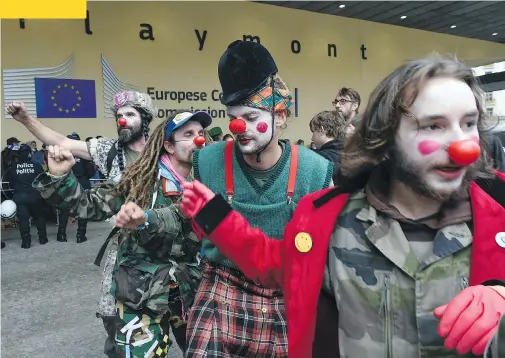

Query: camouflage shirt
<box><xmin>485</xmin><ymin>313</ymin><xmax>505</xmax><ymax>358</ymax></box>
<box><xmin>33</xmin><ymin>171</ymin><xmax>201</xmax><ymax>315</ymax></box>
<box><xmin>323</xmin><ymin>190</ymin><xmax>476</xmax><ymax>358</ymax></box>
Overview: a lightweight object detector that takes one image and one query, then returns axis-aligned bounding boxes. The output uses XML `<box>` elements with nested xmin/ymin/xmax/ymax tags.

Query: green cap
<box><xmin>208</xmin><ymin>127</ymin><xmax>223</xmax><ymax>138</ymax></box>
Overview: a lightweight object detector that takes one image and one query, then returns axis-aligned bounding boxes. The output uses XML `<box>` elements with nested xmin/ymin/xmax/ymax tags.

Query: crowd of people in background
<box><xmin>1</xmin><ymin>134</ymin><xmax>105</xmax><ymax>249</ymax></box>
<box><xmin>303</xmin><ymin>87</ymin><xmax>505</xmax><ymax>177</ymax></box>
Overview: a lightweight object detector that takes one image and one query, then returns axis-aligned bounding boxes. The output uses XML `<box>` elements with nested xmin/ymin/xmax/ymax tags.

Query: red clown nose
<box><xmin>447</xmin><ymin>139</ymin><xmax>481</xmax><ymax>166</ymax></box>
<box><xmin>118</xmin><ymin>117</ymin><xmax>127</xmax><ymax>127</ymax></box>
<box><xmin>229</xmin><ymin>119</ymin><xmax>246</xmax><ymax>134</ymax></box>
<box><xmin>193</xmin><ymin>136</ymin><xmax>206</xmax><ymax>147</ymax></box>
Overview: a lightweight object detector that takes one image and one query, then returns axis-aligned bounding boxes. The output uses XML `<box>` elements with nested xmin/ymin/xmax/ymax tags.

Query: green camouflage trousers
<box><xmin>103</xmin><ymin>295</ymin><xmax>188</xmax><ymax>358</ymax></box>
<box><xmin>113</xmin><ymin>302</ymin><xmax>171</xmax><ymax>358</ymax></box>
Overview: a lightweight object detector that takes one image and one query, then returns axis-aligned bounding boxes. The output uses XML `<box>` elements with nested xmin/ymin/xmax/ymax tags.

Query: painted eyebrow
<box><xmin>227</xmin><ymin>111</ymin><xmax>260</xmax><ymax>117</ymax></box>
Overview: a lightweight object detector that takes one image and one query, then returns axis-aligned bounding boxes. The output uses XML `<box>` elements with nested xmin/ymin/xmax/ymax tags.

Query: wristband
<box><xmin>136</xmin><ymin>210</ymin><xmax>149</xmax><ymax>231</ymax></box>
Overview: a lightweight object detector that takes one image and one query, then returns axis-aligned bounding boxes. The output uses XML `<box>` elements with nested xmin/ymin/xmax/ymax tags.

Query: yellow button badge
<box><xmin>295</xmin><ymin>232</ymin><xmax>312</xmax><ymax>253</ymax></box>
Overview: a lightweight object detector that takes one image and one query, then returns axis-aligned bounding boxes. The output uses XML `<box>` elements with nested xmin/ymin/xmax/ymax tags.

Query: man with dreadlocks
<box><xmin>183</xmin><ymin>40</ymin><xmax>333</xmax><ymax>357</ymax></box>
<box><xmin>32</xmin><ymin>110</ymin><xmax>212</xmax><ymax>357</ymax></box>
<box><xmin>181</xmin><ymin>57</ymin><xmax>505</xmax><ymax>358</ymax></box>
<box><xmin>6</xmin><ymin>92</ymin><xmax>159</xmax><ymax>354</ymax></box>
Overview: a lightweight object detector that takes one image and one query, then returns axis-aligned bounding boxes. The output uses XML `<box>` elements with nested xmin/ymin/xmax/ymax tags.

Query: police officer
<box><xmin>5</xmin><ymin>144</ymin><xmax>47</xmax><ymax>248</ymax></box>
<box><xmin>56</xmin><ymin>133</ymin><xmax>95</xmax><ymax>243</ymax></box>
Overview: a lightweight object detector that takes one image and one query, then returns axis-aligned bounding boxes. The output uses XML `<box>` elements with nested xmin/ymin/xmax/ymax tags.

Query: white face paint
<box><xmin>395</xmin><ymin>77</ymin><xmax>480</xmax><ymax>200</ymax></box>
<box><xmin>116</xmin><ymin>106</ymin><xmax>143</xmax><ymax>143</ymax></box>
<box><xmin>164</xmin><ymin>121</ymin><xmax>204</xmax><ymax>165</ymax></box>
<box><xmin>226</xmin><ymin>106</ymin><xmax>274</xmax><ymax>154</ymax></box>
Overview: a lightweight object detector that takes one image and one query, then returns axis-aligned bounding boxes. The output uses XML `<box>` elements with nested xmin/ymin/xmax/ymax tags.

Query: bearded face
<box><xmin>116</xmin><ymin>106</ymin><xmax>143</xmax><ymax>143</ymax></box>
<box><xmin>394</xmin><ymin>77</ymin><xmax>480</xmax><ymax>201</ymax></box>
<box><xmin>334</xmin><ymin>96</ymin><xmax>358</xmax><ymax>121</ymax></box>
<box><xmin>226</xmin><ymin>106</ymin><xmax>275</xmax><ymax>155</ymax></box>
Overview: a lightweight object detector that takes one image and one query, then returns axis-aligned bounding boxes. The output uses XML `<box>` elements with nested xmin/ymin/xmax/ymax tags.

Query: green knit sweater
<box><xmin>194</xmin><ymin>140</ymin><xmax>333</xmax><ymax>269</ymax></box>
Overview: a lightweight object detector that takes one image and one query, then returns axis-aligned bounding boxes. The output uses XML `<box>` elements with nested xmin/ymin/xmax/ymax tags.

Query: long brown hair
<box><xmin>340</xmin><ymin>55</ymin><xmax>491</xmax><ymax>179</ymax></box>
<box><xmin>115</xmin><ymin>118</ymin><xmax>168</xmax><ymax>209</ymax></box>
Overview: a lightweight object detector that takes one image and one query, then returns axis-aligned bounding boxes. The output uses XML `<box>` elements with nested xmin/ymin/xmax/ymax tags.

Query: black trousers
<box><xmin>15</xmin><ymin>199</ymin><xmax>47</xmax><ymax>242</ymax></box>
<box><xmin>58</xmin><ymin>209</ymin><xmax>87</xmax><ymax>238</ymax></box>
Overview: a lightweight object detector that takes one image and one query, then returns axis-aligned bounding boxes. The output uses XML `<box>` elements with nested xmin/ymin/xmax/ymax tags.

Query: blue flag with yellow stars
<box><xmin>34</xmin><ymin>78</ymin><xmax>97</xmax><ymax>118</ymax></box>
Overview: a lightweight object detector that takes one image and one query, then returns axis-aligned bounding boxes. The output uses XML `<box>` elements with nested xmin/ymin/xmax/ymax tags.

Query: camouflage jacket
<box><xmin>324</xmin><ymin>190</ymin><xmax>476</xmax><ymax>358</ymax></box>
<box><xmin>33</xmin><ymin>171</ymin><xmax>201</xmax><ymax>315</ymax></box>
<box><xmin>485</xmin><ymin>314</ymin><xmax>505</xmax><ymax>358</ymax></box>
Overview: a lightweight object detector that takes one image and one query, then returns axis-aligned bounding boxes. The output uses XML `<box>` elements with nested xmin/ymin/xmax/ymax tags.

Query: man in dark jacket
<box><xmin>5</xmin><ymin>144</ymin><xmax>47</xmax><ymax>248</ymax></box>
<box><xmin>488</xmin><ymin>133</ymin><xmax>505</xmax><ymax>172</ymax></box>
<box><xmin>31</xmin><ymin>142</ymin><xmax>45</xmax><ymax>166</ymax></box>
<box><xmin>56</xmin><ymin>133</ymin><xmax>96</xmax><ymax>243</ymax></box>
<box><xmin>310</xmin><ymin>110</ymin><xmax>352</xmax><ymax>181</ymax></box>
<box><xmin>2</xmin><ymin>137</ymin><xmax>21</xmax><ymax>189</ymax></box>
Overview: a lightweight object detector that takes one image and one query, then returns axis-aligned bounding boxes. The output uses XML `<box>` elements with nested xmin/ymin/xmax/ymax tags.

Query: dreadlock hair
<box><xmin>116</xmin><ymin>107</ymin><xmax>153</xmax><ymax>173</ymax></box>
<box><xmin>203</xmin><ymin>130</ymin><xmax>214</xmax><ymax>145</ymax></box>
<box><xmin>115</xmin><ymin>113</ymin><xmax>171</xmax><ymax>209</ymax></box>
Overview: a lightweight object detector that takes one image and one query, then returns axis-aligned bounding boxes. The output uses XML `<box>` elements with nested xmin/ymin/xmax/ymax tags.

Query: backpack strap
<box><xmin>106</xmin><ymin>142</ymin><xmax>118</xmax><ymax>176</ymax></box>
<box><xmin>94</xmin><ymin>227</ymin><xmax>120</xmax><ymax>266</ymax></box>
<box><xmin>475</xmin><ymin>173</ymin><xmax>505</xmax><ymax>209</ymax></box>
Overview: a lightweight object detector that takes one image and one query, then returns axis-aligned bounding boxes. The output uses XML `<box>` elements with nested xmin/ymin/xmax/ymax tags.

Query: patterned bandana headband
<box><xmin>240</xmin><ymin>75</ymin><xmax>293</xmax><ymax>113</ymax></box>
<box><xmin>111</xmin><ymin>91</ymin><xmax>158</xmax><ymax>118</ymax></box>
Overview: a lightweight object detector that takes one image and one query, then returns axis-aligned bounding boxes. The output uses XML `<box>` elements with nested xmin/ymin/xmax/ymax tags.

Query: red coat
<box><xmin>194</xmin><ymin>171</ymin><xmax>505</xmax><ymax>358</ymax></box>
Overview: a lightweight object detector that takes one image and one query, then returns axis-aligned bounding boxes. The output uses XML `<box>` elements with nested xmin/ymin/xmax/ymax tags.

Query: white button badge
<box><xmin>496</xmin><ymin>232</ymin><xmax>505</xmax><ymax>248</ymax></box>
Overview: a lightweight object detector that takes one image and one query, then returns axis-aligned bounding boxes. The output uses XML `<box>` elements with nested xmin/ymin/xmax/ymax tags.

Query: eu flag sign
<box><xmin>35</xmin><ymin>78</ymin><xmax>97</xmax><ymax>118</ymax></box>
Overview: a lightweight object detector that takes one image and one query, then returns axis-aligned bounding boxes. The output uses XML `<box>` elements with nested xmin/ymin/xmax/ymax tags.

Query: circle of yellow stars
<box><xmin>51</xmin><ymin>83</ymin><xmax>82</xmax><ymax>114</ymax></box>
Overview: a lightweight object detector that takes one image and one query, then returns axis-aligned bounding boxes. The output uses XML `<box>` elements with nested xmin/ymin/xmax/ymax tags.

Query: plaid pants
<box><xmin>186</xmin><ymin>260</ymin><xmax>288</xmax><ymax>357</ymax></box>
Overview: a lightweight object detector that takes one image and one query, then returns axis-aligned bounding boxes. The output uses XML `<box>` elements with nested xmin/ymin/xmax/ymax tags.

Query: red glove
<box><xmin>181</xmin><ymin>180</ymin><xmax>216</xmax><ymax>218</ymax></box>
<box><xmin>434</xmin><ymin>285</ymin><xmax>505</xmax><ymax>355</ymax></box>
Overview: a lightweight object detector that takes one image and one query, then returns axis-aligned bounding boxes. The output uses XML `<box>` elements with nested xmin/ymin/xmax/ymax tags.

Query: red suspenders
<box><xmin>225</xmin><ymin>141</ymin><xmax>299</xmax><ymax>204</ymax></box>
<box><xmin>225</xmin><ymin>141</ymin><xmax>235</xmax><ymax>202</ymax></box>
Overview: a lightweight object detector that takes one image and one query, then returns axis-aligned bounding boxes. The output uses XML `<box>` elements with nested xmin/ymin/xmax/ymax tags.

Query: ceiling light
<box><xmin>450</xmin><ymin>25</ymin><xmax>457</xmax><ymax>28</ymax></box>
<box><xmin>339</xmin><ymin>4</ymin><xmax>346</xmax><ymax>8</ymax></box>
<box><xmin>492</xmin><ymin>33</ymin><xmax>498</xmax><ymax>36</ymax></box>
<box><xmin>400</xmin><ymin>15</ymin><xmax>407</xmax><ymax>19</ymax></box>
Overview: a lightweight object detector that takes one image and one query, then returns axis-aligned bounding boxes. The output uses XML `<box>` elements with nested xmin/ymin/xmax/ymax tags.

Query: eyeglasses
<box><xmin>332</xmin><ymin>99</ymin><xmax>355</xmax><ymax>106</ymax></box>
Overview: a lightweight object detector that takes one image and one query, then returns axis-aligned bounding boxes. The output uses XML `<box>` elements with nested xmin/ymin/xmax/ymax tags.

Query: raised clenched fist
<box><xmin>115</xmin><ymin>202</ymin><xmax>147</xmax><ymax>229</ymax></box>
<box><xmin>47</xmin><ymin>145</ymin><xmax>76</xmax><ymax>176</ymax></box>
<box><xmin>5</xmin><ymin>101</ymin><xmax>31</xmax><ymax>123</ymax></box>
<box><xmin>181</xmin><ymin>180</ymin><xmax>216</xmax><ymax>218</ymax></box>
